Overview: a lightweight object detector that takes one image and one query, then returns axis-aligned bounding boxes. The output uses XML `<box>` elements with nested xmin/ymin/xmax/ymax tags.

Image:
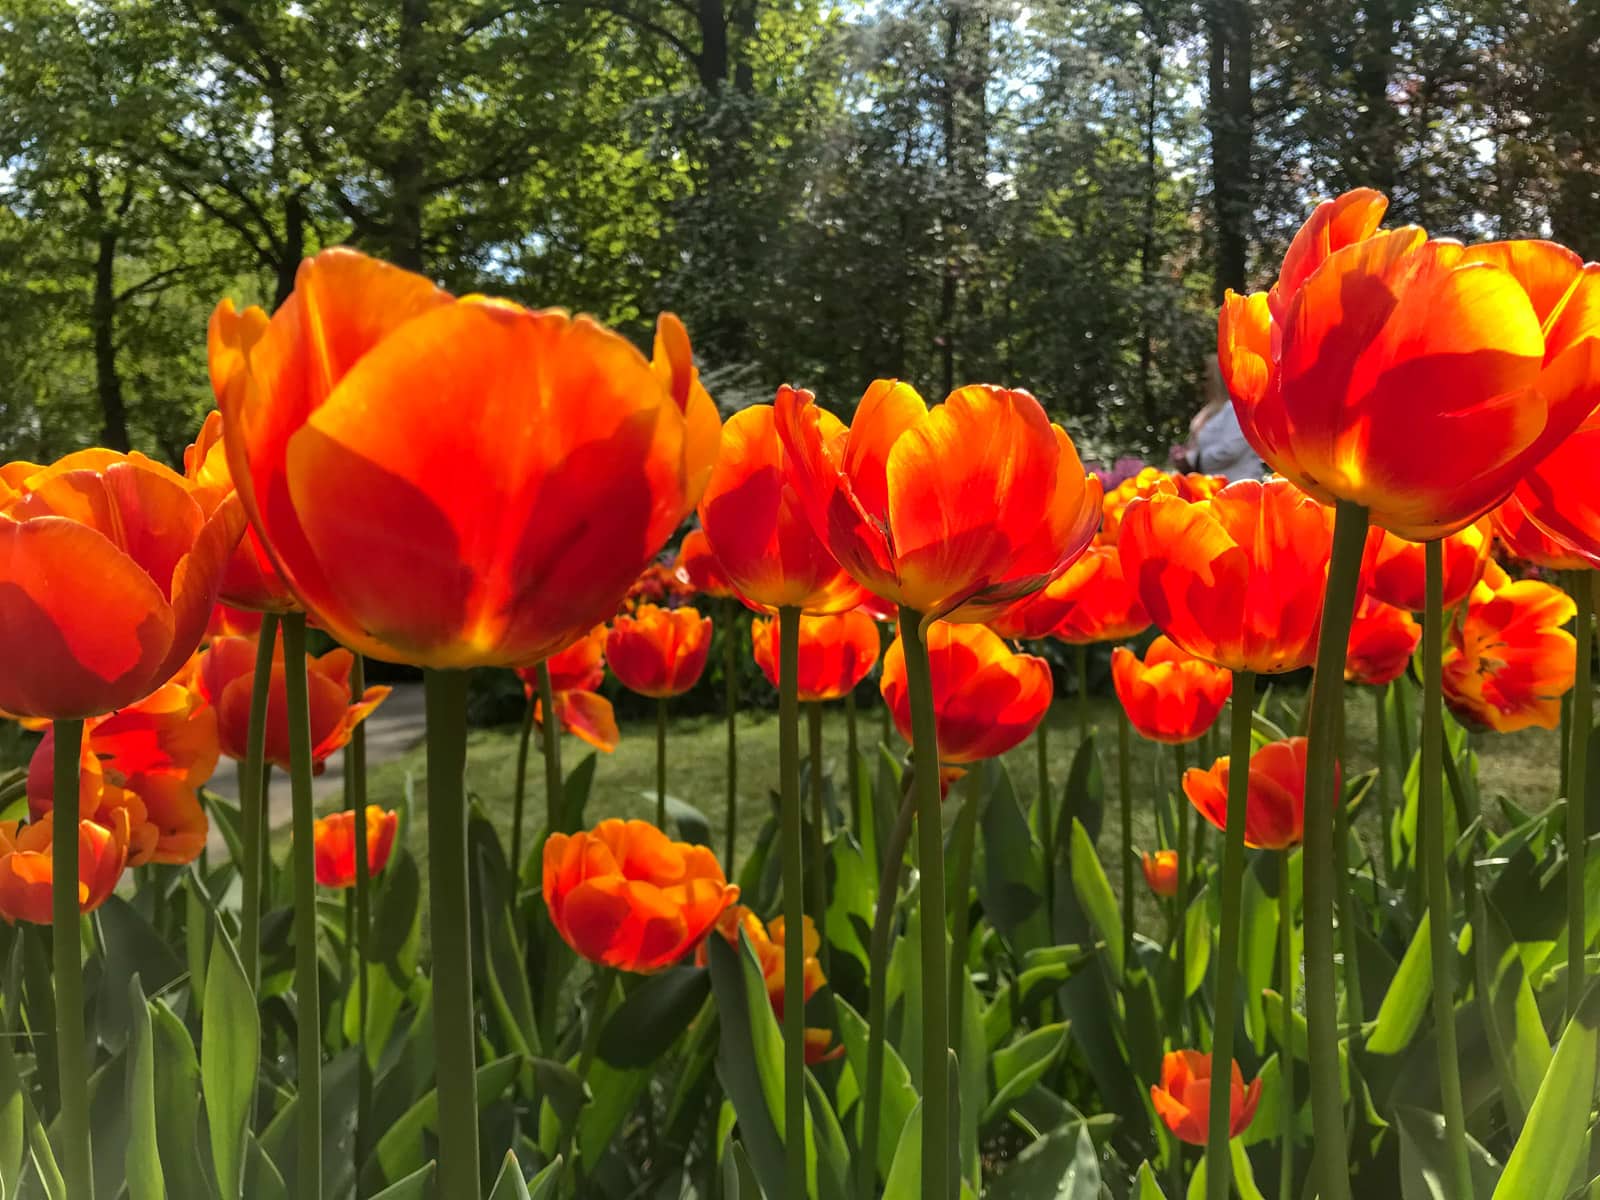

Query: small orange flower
<box><xmin>1344</xmin><ymin>595</ymin><xmax>1421</xmax><ymax>687</ymax></box>
<box><xmin>698</xmin><ymin>399</ymin><xmax>870</xmax><ymax>614</ymax></box>
<box><xmin>1182</xmin><ymin>736</ymin><xmax>1330</xmax><ymax>851</ymax></box>
<box><xmin>312</xmin><ymin>806</ymin><xmax>400</xmax><ymax>888</ymax></box>
<box><xmin>1493</xmin><ymin>490</ymin><xmax>1594</xmax><ymax>571</ymax></box>
<box><xmin>1118</xmin><ymin>478</ymin><xmax>1331</xmax><ymax>675</ymax></box>
<box><xmin>1048</xmin><ymin>545</ymin><xmax>1152</xmax><ymax>645</ymax></box>
<box><xmin>1443</xmin><ymin>562</ymin><xmax>1576</xmax><ymax>733</ymax></box>
<box><xmin>0</xmin><ymin>450</ymin><xmax>245</xmax><ymax>719</ymax></box>
<box><xmin>213</xmin><ymin>248</ymin><xmax>719</xmax><ymax>670</ymax></box>
<box><xmin>1110</xmin><ymin>637</ymin><xmax>1232</xmax><ymax>745</ymax></box>
<box><xmin>543</xmin><ymin>819</ymin><xmax>739</xmax><ymax>973</ymax></box>
<box><xmin>1150</xmin><ymin>1050</ymin><xmax>1262</xmax><ymax>1146</ymax></box>
<box><xmin>0</xmin><ymin>810</ymin><xmax>132</xmax><ymax>925</ymax></box>
<box><xmin>27</xmin><ymin>683</ymin><xmax>218</xmax><ymax>866</ymax></box>
<box><xmin>880</xmin><ymin>623</ymin><xmax>1052</xmax><ymax>764</ymax></box>
<box><xmin>1142</xmin><ymin>850</ymin><xmax>1179</xmax><ymax>897</ymax></box>
<box><xmin>194</xmin><ymin>629</ymin><xmax>389</xmax><ymax>772</ymax></box>
<box><xmin>1219</xmin><ymin>188</ymin><xmax>1600</xmax><ymax>541</ymax></box>
<box><xmin>750</xmin><ymin>609</ymin><xmax>881</xmax><ymax>702</ymax></box>
<box><xmin>700</xmin><ymin>906</ymin><xmax>841</xmax><ymax>1063</ymax></box>
<box><xmin>673</xmin><ymin>528</ymin><xmax>737</xmax><ymax>599</ymax></box>
<box><xmin>621</xmin><ymin>561</ymin><xmax>695</xmax><ymax>615</ymax></box>
<box><xmin>605</xmin><ymin>604</ymin><xmax>713</xmax><ymax>699</ymax></box>
<box><xmin>184</xmin><ymin>411</ymin><xmax>299</xmax><ymax>612</ymax></box>
<box><xmin>776</xmin><ymin>382</ymin><xmax>1102</xmax><ymax>623</ymax></box>
<box><xmin>1099</xmin><ymin>468</ymin><xmax>1226</xmax><ymax>546</ymax></box>
<box><xmin>1361</xmin><ymin>519</ymin><xmax>1491</xmax><ymax>612</ymax></box>
<box><xmin>514</xmin><ymin>626</ymin><xmax>619</xmax><ymax>753</ymax></box>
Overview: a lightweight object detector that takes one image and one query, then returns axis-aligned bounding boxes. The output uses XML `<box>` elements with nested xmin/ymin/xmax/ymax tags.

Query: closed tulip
<box><xmin>313</xmin><ymin>806</ymin><xmax>400</xmax><ymax>888</ymax></box>
<box><xmin>1100</xmin><ymin>467</ymin><xmax>1226</xmax><ymax>546</ymax></box>
<box><xmin>1142</xmin><ymin>850</ymin><xmax>1179</xmax><ymax>897</ymax></box>
<box><xmin>1151</xmin><ymin>1050</ymin><xmax>1262</xmax><ymax>1146</ymax></box>
<box><xmin>212</xmin><ymin>247</ymin><xmax>719</xmax><ymax>670</ymax></box>
<box><xmin>1344</xmin><ymin>595</ymin><xmax>1421</xmax><ymax>687</ymax></box>
<box><xmin>776</xmin><ymin>382</ymin><xmax>1101</xmax><ymax>623</ymax></box>
<box><xmin>543</xmin><ymin>819</ymin><xmax>739</xmax><ymax>973</ymax></box>
<box><xmin>1183</xmin><ymin>737</ymin><xmax>1329</xmax><ymax>851</ymax></box>
<box><xmin>1361</xmin><ymin>520</ymin><xmax>1491</xmax><ymax>612</ymax></box>
<box><xmin>880</xmin><ymin>622</ymin><xmax>1052</xmax><ymax>763</ymax></box>
<box><xmin>0</xmin><ymin>810</ymin><xmax>132</xmax><ymax>925</ymax></box>
<box><xmin>0</xmin><ymin>450</ymin><xmax>244</xmax><ymax>719</ymax></box>
<box><xmin>606</xmin><ymin>604</ymin><xmax>713</xmax><ymax>698</ymax></box>
<box><xmin>1219</xmin><ymin>188</ymin><xmax>1600</xmax><ymax>540</ymax></box>
<box><xmin>515</xmin><ymin>626</ymin><xmax>619</xmax><ymax>753</ymax></box>
<box><xmin>751</xmin><ymin>609</ymin><xmax>880</xmax><ymax>702</ymax></box>
<box><xmin>1110</xmin><ymin>636</ymin><xmax>1233</xmax><ymax>744</ymax></box>
<box><xmin>185</xmin><ymin>411</ymin><xmax>299</xmax><ymax>612</ymax></box>
<box><xmin>1118</xmin><ymin>478</ymin><xmax>1331</xmax><ymax>675</ymax></box>
<box><xmin>1443</xmin><ymin>563</ymin><xmax>1576</xmax><ymax>733</ymax></box>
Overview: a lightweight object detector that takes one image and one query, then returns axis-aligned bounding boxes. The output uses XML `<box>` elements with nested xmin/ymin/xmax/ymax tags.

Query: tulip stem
<box><xmin>240</xmin><ymin>611</ymin><xmax>280</xmax><ymax>992</ymax></box>
<box><xmin>423</xmin><ymin>668</ymin><xmax>481</xmax><ymax>1199</ymax></box>
<box><xmin>51</xmin><ymin>717</ymin><xmax>93</xmax><ymax>1200</ymax></box>
<box><xmin>1036</xmin><ymin>716</ymin><xmax>1054</xmax><ymax>919</ymax></box>
<box><xmin>510</xmin><ymin>698</ymin><xmax>535</xmax><ymax>881</ymax></box>
<box><xmin>655</xmin><ymin>697</ymin><xmax>669</xmax><ymax>828</ymax></box>
<box><xmin>845</xmin><ymin>688</ymin><xmax>860</xmax><ymax>837</ymax></box>
<box><xmin>808</xmin><ymin>701</ymin><xmax>831</xmax><ymax>977</ymax></box>
<box><xmin>349</xmin><ymin>653</ymin><xmax>372</xmax><ymax>1195</ymax></box>
<box><xmin>1302</xmin><ymin>499</ymin><xmax>1368</xmax><ymax>1200</ymax></box>
<box><xmin>947</xmin><ymin>782</ymin><xmax>978</xmax><ymax>1041</ymax></box>
<box><xmin>280</xmin><ymin>613</ymin><xmax>324</xmax><ymax>1200</ymax></box>
<box><xmin>1204</xmin><ymin>669</ymin><xmax>1255</xmax><ymax>1200</ymax></box>
<box><xmin>861</xmin><ymin>780</ymin><xmax>917</xmax><ymax>1200</ymax></box>
<box><xmin>777</xmin><ymin>606</ymin><xmax>808</xmax><ymax>1200</ymax></box>
<box><xmin>1372</xmin><ymin>684</ymin><xmax>1393</xmax><ymax>889</ymax></box>
<box><xmin>725</xmin><ymin>597</ymin><xmax>740</xmax><ymax>874</ymax></box>
<box><xmin>1174</xmin><ymin>741</ymin><xmax>1188</xmax><ymax>1042</ymax></box>
<box><xmin>1278</xmin><ymin>848</ymin><xmax>1296</xmax><ymax>1200</ymax></box>
<box><xmin>1333</xmin><ymin>776</ymin><xmax>1363</xmax><ymax>1034</ymax></box>
<box><xmin>1075</xmin><ymin>643</ymin><xmax>1090</xmax><ymax>745</ymax></box>
<box><xmin>1118</xmin><ymin>709</ymin><xmax>1133</xmax><ymax>963</ymax></box>
<box><xmin>1422</xmin><ymin>539</ymin><xmax>1472</xmax><ymax>1198</ymax></box>
<box><xmin>560</xmin><ymin>966</ymin><xmax>618</xmax><ymax>1178</ymax></box>
<box><xmin>897</xmin><ymin>606</ymin><xmax>953</xmax><ymax>1200</ymax></box>
<box><xmin>1567</xmin><ymin>570</ymin><xmax>1593</xmax><ymax>1021</ymax></box>
<box><xmin>539</xmin><ymin>662</ymin><xmax>563</xmax><ymax>833</ymax></box>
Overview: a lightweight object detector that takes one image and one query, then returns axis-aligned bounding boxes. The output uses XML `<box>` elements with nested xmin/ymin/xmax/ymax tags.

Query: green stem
<box><xmin>1174</xmin><ymin>741</ymin><xmax>1189</xmax><ymax>1042</ymax></box>
<box><xmin>947</xmin><ymin>785</ymin><xmax>978</xmax><ymax>1041</ymax></box>
<box><xmin>1301</xmin><ymin>499</ymin><xmax>1368</xmax><ymax>1200</ymax></box>
<box><xmin>1422</xmin><ymin>539</ymin><xmax>1472</xmax><ymax>1198</ymax></box>
<box><xmin>423</xmin><ymin>668</ymin><xmax>480</xmax><ymax>1198</ymax></box>
<box><xmin>1334</xmin><ymin>791</ymin><xmax>1363</xmax><ymax>1033</ymax></box>
<box><xmin>510</xmin><ymin>697</ymin><xmax>535</xmax><ymax>881</ymax></box>
<box><xmin>1204</xmin><ymin>669</ymin><xmax>1255</xmax><ymax>1200</ymax></box>
<box><xmin>726</xmin><ymin>597</ymin><xmax>740</xmax><ymax>873</ymax></box>
<box><xmin>240</xmin><ymin>611</ymin><xmax>280</xmax><ymax>992</ymax></box>
<box><xmin>536</xmin><ymin>660</ymin><xmax>569</xmax><ymax>1050</ymax></box>
<box><xmin>281</xmin><ymin>613</ymin><xmax>322</xmax><ymax>1200</ymax></box>
<box><xmin>898</xmin><ymin>607</ymin><xmax>954</xmax><ymax>1200</ymax></box>
<box><xmin>1567</xmin><ymin>570</ymin><xmax>1593</xmax><ymax>1020</ymax></box>
<box><xmin>1037</xmin><ymin>716</ymin><xmax>1056</xmax><ymax>912</ymax></box>
<box><xmin>349</xmin><ymin>653</ymin><xmax>372</xmax><ymax>1196</ymax></box>
<box><xmin>808</xmin><ymin>700</ymin><xmax>831</xmax><ymax>977</ymax></box>
<box><xmin>845</xmin><ymin>688</ymin><xmax>860</xmax><ymax>837</ymax></box>
<box><xmin>1372</xmin><ymin>683</ymin><xmax>1393</xmax><ymax>889</ymax></box>
<box><xmin>1119</xmin><ymin>710</ymin><xmax>1133</xmax><ymax>964</ymax></box>
<box><xmin>51</xmin><ymin>717</ymin><xmax>93</xmax><ymax>1200</ymax></box>
<box><xmin>538</xmin><ymin>662</ymin><xmax>563</xmax><ymax>833</ymax></box>
<box><xmin>1075</xmin><ymin>643</ymin><xmax>1090</xmax><ymax>744</ymax></box>
<box><xmin>560</xmin><ymin>967</ymin><xmax>617</xmax><ymax>1179</ymax></box>
<box><xmin>777</xmin><ymin>606</ymin><xmax>807</xmax><ymax>1200</ymax></box>
<box><xmin>1560</xmin><ymin>687</ymin><xmax>1573</xmax><ymax>800</ymax></box>
<box><xmin>656</xmin><ymin>697</ymin><xmax>668</xmax><ymax>829</ymax></box>
<box><xmin>860</xmin><ymin>783</ymin><xmax>917</xmax><ymax>1200</ymax></box>
<box><xmin>1278</xmin><ymin>849</ymin><xmax>1296</xmax><ymax>1200</ymax></box>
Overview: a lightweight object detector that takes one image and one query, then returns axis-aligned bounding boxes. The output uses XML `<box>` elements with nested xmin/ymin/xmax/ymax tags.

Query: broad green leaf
<box><xmin>977</xmin><ymin>759</ymin><xmax>1051</xmax><ymax>954</ymax></box>
<box><xmin>525</xmin><ymin>1156</ymin><xmax>564</xmax><ymax>1199</ymax></box>
<box><xmin>721</xmin><ymin>1140</ymin><xmax>761</xmax><ymax>1199</ymax></box>
<box><xmin>664</xmin><ymin>795</ymin><xmax>711</xmax><ymax>846</ymax></box>
<box><xmin>882</xmin><ymin>1102</ymin><xmax>921</xmax><ymax>1200</ymax></box>
<box><xmin>1184</xmin><ymin>889</ymin><xmax>1212</xmax><ymax>999</ymax></box>
<box><xmin>1395</xmin><ymin>1106</ymin><xmax>1501</xmax><ymax>1200</ymax></box>
<box><xmin>201</xmin><ymin>926</ymin><xmax>258</xmax><ymax>1200</ymax></box>
<box><xmin>487</xmin><ymin>1150</ymin><xmax>533</xmax><ymax>1199</ymax></box>
<box><xmin>597</xmin><ymin>967</ymin><xmax>709</xmax><ymax>1068</ymax></box>
<box><xmin>148</xmin><ymin>999</ymin><xmax>211</xmax><ymax>1200</ymax></box>
<box><xmin>559</xmin><ymin>753</ymin><xmax>597</xmax><ymax>833</ymax></box>
<box><xmin>1135</xmin><ymin>1160</ymin><xmax>1169</xmax><ymax>1199</ymax></box>
<box><xmin>0</xmin><ymin>1010</ymin><xmax>24</xmax><ymax>1199</ymax></box>
<box><xmin>987</xmin><ymin>1122</ymin><xmax>1101</xmax><ymax>1198</ymax></box>
<box><xmin>368</xmin><ymin>1163</ymin><xmax>434</xmax><ymax>1199</ymax></box>
<box><xmin>374</xmin><ymin>1055</ymin><xmax>522</xmax><ymax>1184</ymax></box>
<box><xmin>1493</xmin><ymin>984</ymin><xmax>1600</xmax><ymax>1200</ymax></box>
<box><xmin>984</xmin><ymin>1023</ymin><xmax>1069</xmax><ymax>1125</ymax></box>
<box><xmin>1069</xmin><ymin>818</ymin><xmax>1123</xmax><ymax>980</ymax></box>
<box><xmin>1368</xmin><ymin>912</ymin><xmax>1432</xmax><ymax>1055</ymax></box>
<box><xmin>1481</xmin><ymin>897</ymin><xmax>1552</xmax><ymax>1120</ymax></box>
<box><xmin>836</xmin><ymin>999</ymin><xmax>916</xmax><ymax>1183</ymax></box>
<box><xmin>367</xmin><ymin>847</ymin><xmax>421</xmax><ymax>967</ymax></box>
<box><xmin>243</xmin><ymin>1136</ymin><xmax>287</xmax><ymax>1200</ymax></box>
<box><xmin>23</xmin><ymin>1086</ymin><xmax>65</xmax><ymax>1200</ymax></box>
<box><xmin>705</xmin><ymin>934</ymin><xmax>789</xmax><ymax>1199</ymax></box>
<box><xmin>94</xmin><ymin>896</ymin><xmax>186</xmax><ymax>1055</ymax></box>
<box><xmin>1058</xmin><ymin>737</ymin><xmax>1104</xmax><ymax>854</ymax></box>
<box><xmin>124</xmin><ymin>975</ymin><xmax>164</xmax><ymax>1200</ymax></box>
<box><xmin>1231</xmin><ymin>1139</ymin><xmax>1266</xmax><ymax>1200</ymax></box>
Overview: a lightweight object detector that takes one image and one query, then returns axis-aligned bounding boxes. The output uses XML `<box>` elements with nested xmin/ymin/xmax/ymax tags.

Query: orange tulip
<box><xmin>698</xmin><ymin>400</ymin><xmax>870</xmax><ymax>614</ymax></box>
<box><xmin>621</xmin><ymin>561</ymin><xmax>695</xmax><ymax>615</ymax></box>
<box><xmin>514</xmin><ymin>626</ymin><xmax>619</xmax><ymax>753</ymax></box>
<box><xmin>1443</xmin><ymin>562</ymin><xmax>1576</xmax><ymax>733</ymax></box>
<box><xmin>1110</xmin><ymin>636</ymin><xmax>1233</xmax><ymax>744</ymax></box>
<box><xmin>1182</xmin><ymin>736</ymin><xmax>1329</xmax><ymax>851</ymax></box>
<box><xmin>1491</xmin><ymin>496</ymin><xmax>1593</xmax><ymax>576</ymax></box>
<box><xmin>0</xmin><ymin>810</ymin><xmax>132</xmax><ymax>925</ymax></box>
<box><xmin>212</xmin><ymin>247</ymin><xmax>720</xmax><ymax>670</ymax></box>
<box><xmin>673</xmin><ymin>528</ymin><xmax>737</xmax><ymax>599</ymax></box>
<box><xmin>1150</xmin><ymin>1050</ymin><xmax>1262</xmax><ymax>1146</ymax></box>
<box><xmin>184</xmin><ymin>411</ymin><xmax>299</xmax><ymax>612</ymax></box>
<box><xmin>27</xmin><ymin>682</ymin><xmax>218</xmax><ymax>866</ymax></box>
<box><xmin>1118</xmin><ymin>478</ymin><xmax>1331</xmax><ymax>675</ymax></box>
<box><xmin>1099</xmin><ymin>468</ymin><xmax>1226</xmax><ymax>546</ymax></box>
<box><xmin>1361</xmin><ymin>519</ymin><xmax>1491</xmax><ymax>612</ymax></box>
<box><xmin>700</xmin><ymin>906</ymin><xmax>840</xmax><ymax>1063</ymax></box>
<box><xmin>776</xmin><ymin>382</ymin><xmax>1102</xmax><ymax>623</ymax></box>
<box><xmin>207</xmin><ymin>603</ymin><xmax>264</xmax><ymax>641</ymax></box>
<box><xmin>1142</xmin><ymin>850</ymin><xmax>1179</xmax><ymax>898</ymax></box>
<box><xmin>750</xmin><ymin>609</ymin><xmax>880</xmax><ymax>702</ymax></box>
<box><xmin>312</xmin><ymin>806</ymin><xmax>399</xmax><ymax>888</ymax></box>
<box><xmin>605</xmin><ymin>604</ymin><xmax>712</xmax><ymax>699</ymax></box>
<box><xmin>194</xmin><ymin>628</ymin><xmax>390</xmax><ymax>771</ymax></box>
<box><xmin>880</xmin><ymin>622</ymin><xmax>1052</xmax><ymax>764</ymax></box>
<box><xmin>1048</xmin><ymin>545</ymin><xmax>1152</xmax><ymax>645</ymax></box>
<box><xmin>0</xmin><ymin>450</ymin><xmax>244</xmax><ymax>719</ymax></box>
<box><xmin>1344</xmin><ymin>595</ymin><xmax>1421</xmax><ymax>687</ymax></box>
<box><xmin>543</xmin><ymin>818</ymin><xmax>740</xmax><ymax>973</ymax></box>
<box><xmin>1219</xmin><ymin>188</ymin><xmax>1600</xmax><ymax>541</ymax></box>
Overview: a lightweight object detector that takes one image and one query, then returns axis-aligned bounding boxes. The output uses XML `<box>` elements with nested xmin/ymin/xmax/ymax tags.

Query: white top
<box><xmin>1194</xmin><ymin>403</ymin><xmax>1265</xmax><ymax>481</ymax></box>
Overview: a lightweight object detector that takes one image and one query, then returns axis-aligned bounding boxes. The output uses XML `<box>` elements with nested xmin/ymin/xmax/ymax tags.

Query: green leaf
<box><xmin>201</xmin><ymin>925</ymin><xmax>258</xmax><ymax>1200</ymax></box>
<box><xmin>23</xmin><ymin>1083</ymin><xmax>65</xmax><ymax>1200</ymax></box>
<box><xmin>664</xmin><ymin>795</ymin><xmax>711</xmax><ymax>846</ymax></box>
<box><xmin>374</xmin><ymin>1055</ymin><xmax>523</xmax><ymax>1185</ymax></box>
<box><xmin>1493</xmin><ymin>984</ymin><xmax>1600</xmax><ymax>1200</ymax></box>
<box><xmin>882</xmin><ymin>1101</ymin><xmax>921</xmax><ymax>1200</ymax></box>
<box><xmin>559</xmin><ymin>753</ymin><xmax>597</xmax><ymax>833</ymax></box>
<box><xmin>525</xmin><ymin>1156</ymin><xmax>564</xmax><ymax>1200</ymax></box>
<box><xmin>0</xmin><ymin>1008</ymin><xmax>24</xmax><ymax>1200</ymax></box>
<box><xmin>243</xmin><ymin>1136</ymin><xmax>287</xmax><ymax>1200</ymax></box>
<box><xmin>487</xmin><ymin>1150</ymin><xmax>534</xmax><ymax>1199</ymax></box>
<box><xmin>977</xmin><ymin>759</ymin><xmax>1050</xmax><ymax>955</ymax></box>
<box><xmin>1184</xmin><ymin>887</ymin><xmax>1212</xmax><ymax>999</ymax></box>
<box><xmin>1396</xmin><ymin>1106</ymin><xmax>1502</xmax><ymax>1200</ymax></box>
<box><xmin>367</xmin><ymin>847</ymin><xmax>421</xmax><ymax>967</ymax></box>
<box><xmin>1059</xmin><ymin>736</ymin><xmax>1105</xmax><ymax>851</ymax></box>
<box><xmin>148</xmin><ymin>998</ymin><xmax>211</xmax><ymax>1200</ymax></box>
<box><xmin>987</xmin><ymin>1122</ymin><xmax>1102</xmax><ymax>1198</ymax></box>
<box><xmin>367</xmin><ymin>1163</ymin><xmax>434</xmax><ymax>1199</ymax></box>
<box><xmin>95</xmin><ymin>896</ymin><xmax>186</xmax><ymax>1054</ymax></box>
<box><xmin>124</xmin><ymin>975</ymin><xmax>165</xmax><ymax>1200</ymax></box>
<box><xmin>598</xmin><ymin>967</ymin><xmax>710</xmax><ymax>1069</ymax></box>
<box><xmin>1068</xmin><ymin>818</ymin><xmax>1123</xmax><ymax>980</ymax></box>
<box><xmin>984</xmin><ymin>1023</ymin><xmax>1069</xmax><ymax>1125</ymax></box>
<box><xmin>1135</xmin><ymin>1160</ymin><xmax>1169</xmax><ymax>1199</ymax></box>
<box><xmin>721</xmin><ymin>1140</ymin><xmax>761</xmax><ymax>1199</ymax></box>
<box><xmin>1480</xmin><ymin>898</ymin><xmax>1552</xmax><ymax>1120</ymax></box>
<box><xmin>836</xmin><ymin>998</ymin><xmax>916</xmax><ymax>1183</ymax></box>
<box><xmin>1368</xmin><ymin>912</ymin><xmax>1433</xmax><ymax>1055</ymax></box>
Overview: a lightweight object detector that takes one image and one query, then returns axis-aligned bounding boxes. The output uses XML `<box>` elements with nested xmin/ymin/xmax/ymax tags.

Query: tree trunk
<box><xmin>390</xmin><ymin>0</ymin><xmax>431</xmax><ymax>271</ymax></box>
<box><xmin>92</xmin><ymin>226</ymin><xmax>129</xmax><ymax>452</ymax></box>
<box><xmin>1206</xmin><ymin>0</ymin><xmax>1254</xmax><ymax>300</ymax></box>
<box><xmin>1138</xmin><ymin>31</ymin><xmax>1163</xmax><ymax>431</ymax></box>
<box><xmin>697</xmin><ymin>0</ymin><xmax>729</xmax><ymax>91</ymax></box>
